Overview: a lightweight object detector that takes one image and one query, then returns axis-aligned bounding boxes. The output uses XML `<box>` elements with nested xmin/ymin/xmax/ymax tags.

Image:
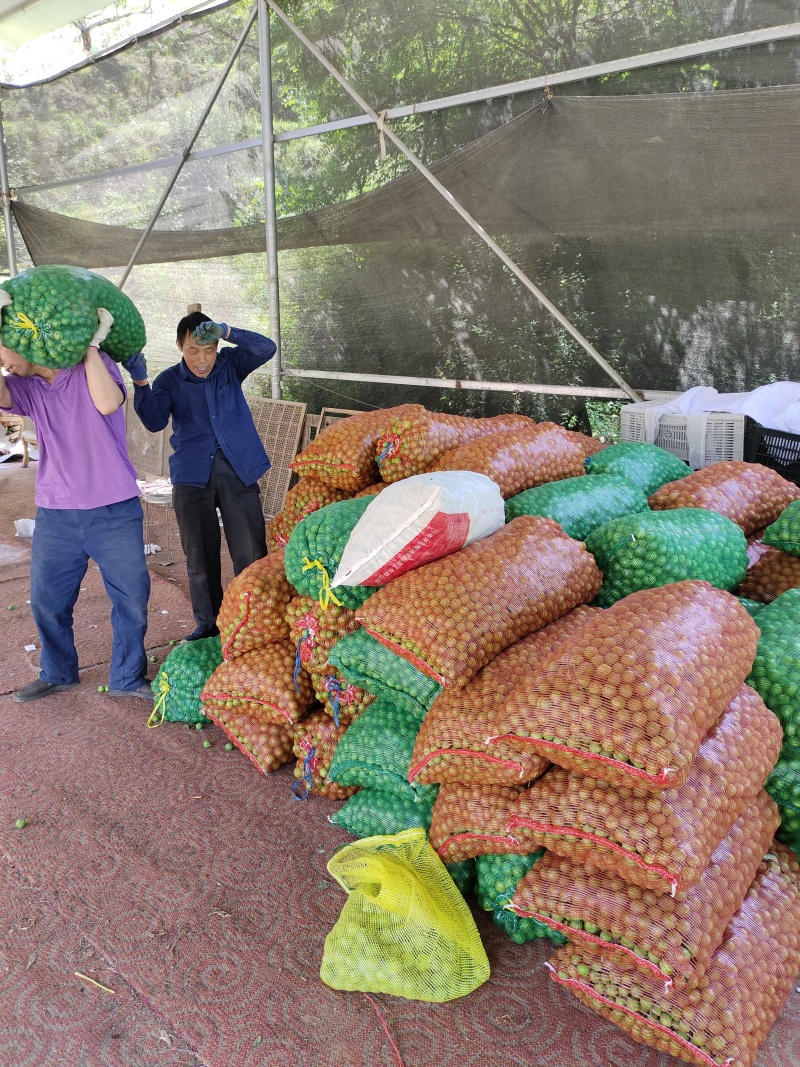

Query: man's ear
<box><xmin>176</xmin><ymin>340</ymin><xmax>182</xmax><ymax>352</ymax></box>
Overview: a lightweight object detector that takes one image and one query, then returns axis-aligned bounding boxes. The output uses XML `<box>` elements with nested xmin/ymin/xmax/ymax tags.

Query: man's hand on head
<box><xmin>191</xmin><ymin>321</ymin><xmax>229</xmax><ymax>346</ymax></box>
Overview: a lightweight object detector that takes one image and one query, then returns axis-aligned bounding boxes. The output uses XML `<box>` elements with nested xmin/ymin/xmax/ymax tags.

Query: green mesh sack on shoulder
<box><xmin>763</xmin><ymin>500</ymin><xmax>800</xmax><ymax>557</ymax></box>
<box><xmin>330</xmin><ymin>787</ymin><xmax>437</xmax><ymax>838</ymax></box>
<box><xmin>504</xmin><ymin>475</ymin><xmax>649</xmax><ymax>541</ymax></box>
<box><xmin>329</xmin><ymin>628</ymin><xmax>442</xmax><ymax>718</ymax></box>
<box><xmin>584</xmin><ymin>442</ymin><xmax>691</xmax><ymax>496</ymax></box>
<box><xmin>765</xmin><ymin>759</ymin><xmax>800</xmax><ymax>852</ymax></box>
<box><xmin>446</xmin><ymin>859</ymin><xmax>476</xmax><ymax>898</ymax></box>
<box><xmin>585</xmin><ymin>508</ymin><xmax>748</xmax><ymax>607</ymax></box>
<box><xmin>0</xmin><ymin>265</ymin><xmax>146</xmax><ymax>368</ymax></box>
<box><xmin>284</xmin><ymin>497</ymin><xmax>374</xmax><ymax>610</ymax></box>
<box><xmin>150</xmin><ymin>636</ymin><xmax>223</xmax><ymax>726</ymax></box>
<box><xmin>748</xmin><ymin>589</ymin><xmax>800</xmax><ymax>749</ymax></box>
<box><xmin>476</xmin><ymin>852</ymin><xmax>566</xmax><ymax>945</ymax></box>
<box><xmin>329</xmin><ymin>698</ymin><xmax>438</xmax><ymax>803</ymax></box>
<box><xmin>737</xmin><ymin>596</ymin><xmax>765</xmax><ymax>618</ymax></box>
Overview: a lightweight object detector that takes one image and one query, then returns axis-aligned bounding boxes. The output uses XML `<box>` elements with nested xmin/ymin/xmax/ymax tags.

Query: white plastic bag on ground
<box><xmin>332</xmin><ymin>471</ymin><xmax>505</xmax><ymax>587</ymax></box>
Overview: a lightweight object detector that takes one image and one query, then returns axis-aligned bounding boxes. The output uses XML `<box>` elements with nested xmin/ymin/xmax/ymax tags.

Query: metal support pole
<box><xmin>257</xmin><ymin>0</ymin><xmax>282</xmax><ymax>399</ymax></box>
<box><xmin>265</xmin><ymin>0</ymin><xmax>641</xmax><ymax>402</ymax></box>
<box><xmin>118</xmin><ymin>4</ymin><xmax>258</xmax><ymax>289</ymax></box>
<box><xmin>0</xmin><ymin>96</ymin><xmax>17</xmax><ymax>277</ymax></box>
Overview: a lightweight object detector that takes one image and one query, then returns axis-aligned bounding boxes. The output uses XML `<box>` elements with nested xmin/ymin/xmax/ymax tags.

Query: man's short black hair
<box><xmin>176</xmin><ymin>311</ymin><xmax>208</xmax><ymax>346</ymax></box>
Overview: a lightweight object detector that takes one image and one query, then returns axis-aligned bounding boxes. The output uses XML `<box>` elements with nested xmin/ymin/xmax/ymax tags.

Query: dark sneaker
<box><xmin>181</xmin><ymin>626</ymin><xmax>219</xmax><ymax>643</ymax></box>
<box><xmin>13</xmin><ymin>679</ymin><xmax>79</xmax><ymax>704</ymax></box>
<box><xmin>108</xmin><ymin>682</ymin><xmax>153</xmax><ymax>701</ymax></box>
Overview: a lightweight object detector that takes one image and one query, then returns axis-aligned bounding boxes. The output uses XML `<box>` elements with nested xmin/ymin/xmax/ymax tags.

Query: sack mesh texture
<box><xmin>356</xmin><ymin>515</ymin><xmax>602</xmax><ymax>689</ymax></box>
<box><xmin>585</xmin><ymin>510</ymin><xmax>748</xmax><ymax>607</ymax></box>
<box><xmin>748</xmin><ymin>589</ymin><xmax>800</xmax><ymax>749</ymax></box>
<box><xmin>292</xmin><ymin>709</ymin><xmax>357</xmax><ymax>801</ymax></box>
<box><xmin>429</xmin><ymin>783</ymin><xmax>526</xmax><ymax>864</ymax></box>
<box><xmin>328</xmin><ymin>627</ymin><xmax>442</xmax><ymax>718</ymax></box>
<box><xmin>354</xmin><ymin>482</ymin><xmax>388</xmax><ymax>498</ymax></box>
<box><xmin>217</xmin><ymin>550</ymin><xmax>292</xmax><ymax>662</ymax></box>
<box><xmin>476</xmin><ymin>851</ymin><xmax>568</xmax><ymax>946</ymax></box>
<box><xmin>285</xmin><ymin>596</ymin><xmax>360</xmax><ymax>680</ymax></box>
<box><xmin>284</xmin><ymin>496</ymin><xmax>375</xmax><ymax>609</ymax></box>
<box><xmin>584</xmin><ymin>443</ymin><xmax>691</xmax><ymax>496</ymax></box>
<box><xmin>309</xmin><ymin>666</ymin><xmax>374</xmax><ymax>727</ymax></box>
<box><xmin>738</xmin><ymin>543</ymin><xmax>800</xmax><ymax>603</ymax></box>
<box><xmin>267</xmin><ymin>512</ymin><xmax>290</xmax><ymax>553</ymax></box>
<box><xmin>330</xmin><ymin>787</ymin><xmax>437</xmax><ymax>839</ymax></box>
<box><xmin>511</xmin><ymin>790</ymin><xmax>779</xmax><ymax>988</ymax></box>
<box><xmin>763</xmin><ymin>499</ymin><xmax>800</xmax><ymax>556</ymax></box>
<box><xmin>765</xmin><ymin>759</ymin><xmax>800</xmax><ymax>853</ymax></box>
<box><xmin>737</xmin><ymin>596</ymin><xmax>765</xmax><ymax>617</ymax></box>
<box><xmin>149</xmin><ymin>635</ymin><xmax>222</xmax><ymax>726</ymax></box>
<box><xmin>508</xmin><ymin>684</ymin><xmax>782</xmax><ymax>894</ymax></box>
<box><xmin>409</xmin><ymin>606</ymin><xmax>601</xmax><ymax>787</ymax></box>
<box><xmin>203</xmin><ymin>704</ymin><xmax>294</xmax><ymax>775</ymax></box>
<box><xmin>648</xmin><ymin>460</ymin><xmax>800</xmax><ymax>537</ymax></box>
<box><xmin>504</xmin><ymin>474</ymin><xmax>649</xmax><ymax>541</ymax></box>
<box><xmin>0</xmin><ymin>265</ymin><xmax>145</xmax><ymax>367</ymax></box>
<box><xmin>496</xmin><ymin>582</ymin><xmax>758</xmax><ymax>791</ymax></box>
<box><xmin>446</xmin><ymin>859</ymin><xmax>476</xmax><ymax>899</ymax></box>
<box><xmin>548</xmin><ymin>844</ymin><xmax>800</xmax><ymax>1067</ymax></box>
<box><xmin>201</xmin><ymin>642</ymin><xmax>314</xmax><ymax>726</ymax></box>
<box><xmin>432</xmin><ymin>422</ymin><xmax>586</xmax><ymax>498</ymax></box>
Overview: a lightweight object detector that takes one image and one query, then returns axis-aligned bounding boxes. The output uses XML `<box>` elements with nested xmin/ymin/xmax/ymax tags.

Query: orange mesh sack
<box><xmin>277</xmin><ymin>478</ymin><xmax>353</xmax><ymax>544</ymax></box>
<box><xmin>648</xmin><ymin>460</ymin><xmax>800</xmax><ymax>536</ymax></box>
<box><xmin>354</xmin><ymin>482</ymin><xmax>387</xmax><ymax>498</ymax></box>
<box><xmin>356</xmin><ymin>516</ymin><xmax>602</xmax><ymax>690</ymax></box>
<box><xmin>508</xmin><ymin>685</ymin><xmax>782</xmax><ymax>894</ymax></box>
<box><xmin>292</xmin><ymin>709</ymin><xmax>358</xmax><ymax>801</ymax></box>
<box><xmin>285</xmin><ymin>596</ymin><xmax>360</xmax><ymax>681</ymax></box>
<box><xmin>548</xmin><ymin>844</ymin><xmax>800</xmax><ymax>1067</ymax></box>
<box><xmin>320</xmin><ymin>828</ymin><xmax>490</xmax><ymax>1001</ymax></box>
<box><xmin>565</xmin><ymin>429</ymin><xmax>608</xmax><ymax>459</ymax></box>
<box><xmin>495</xmin><ymin>582</ymin><xmax>759</xmax><ymax>791</ymax></box>
<box><xmin>432</xmin><ymin>423</ymin><xmax>587</xmax><ymax>499</ymax></box>
<box><xmin>376</xmin><ymin>408</ymin><xmax>534</xmax><ymax>483</ymax></box>
<box><xmin>291</xmin><ymin>405</ymin><xmax>418</xmax><ymax>491</ymax></box>
<box><xmin>738</xmin><ymin>543</ymin><xmax>800</xmax><ymax>603</ymax></box>
<box><xmin>201</xmin><ymin>642</ymin><xmax>314</xmax><ymax>726</ymax></box>
<box><xmin>309</xmin><ymin>667</ymin><xmax>373</xmax><ymax>727</ymax></box>
<box><xmin>409</xmin><ymin>606</ymin><xmax>601</xmax><ymax>787</ymax></box>
<box><xmin>510</xmin><ymin>790</ymin><xmax>779</xmax><ymax>988</ymax></box>
<box><xmin>429</xmin><ymin>783</ymin><xmax>527</xmax><ymax>864</ymax></box>
<box><xmin>267</xmin><ymin>512</ymin><xmax>290</xmax><ymax>553</ymax></box>
<box><xmin>217</xmin><ymin>551</ymin><xmax>293</xmax><ymax>662</ymax></box>
<box><xmin>203</xmin><ymin>704</ymin><xmax>294</xmax><ymax>774</ymax></box>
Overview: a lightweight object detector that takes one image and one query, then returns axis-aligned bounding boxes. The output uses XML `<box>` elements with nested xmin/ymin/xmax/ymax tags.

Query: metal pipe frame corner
<box><xmin>257</xmin><ymin>0</ymin><xmax>282</xmax><ymax>400</ymax></box>
<box><xmin>0</xmin><ymin>94</ymin><xmax>17</xmax><ymax>277</ymax></box>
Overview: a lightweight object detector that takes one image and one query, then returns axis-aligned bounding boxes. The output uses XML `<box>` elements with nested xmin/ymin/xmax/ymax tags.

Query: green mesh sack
<box><xmin>765</xmin><ymin>759</ymin><xmax>800</xmax><ymax>852</ymax></box>
<box><xmin>584</xmin><ymin>442</ymin><xmax>691</xmax><ymax>496</ymax></box>
<box><xmin>329</xmin><ymin>628</ymin><xmax>442</xmax><ymax>719</ymax></box>
<box><xmin>585</xmin><ymin>508</ymin><xmax>748</xmax><ymax>607</ymax></box>
<box><xmin>504</xmin><ymin>475</ymin><xmax>649</xmax><ymax>541</ymax></box>
<box><xmin>329</xmin><ymin>698</ymin><xmax>438</xmax><ymax>803</ymax></box>
<box><xmin>284</xmin><ymin>497</ymin><xmax>374</xmax><ymax>610</ymax></box>
<box><xmin>737</xmin><ymin>596</ymin><xmax>765</xmax><ymax>618</ymax></box>
<box><xmin>491</xmin><ymin>906</ymin><xmax>568</xmax><ymax>946</ymax></box>
<box><xmin>149</xmin><ymin>636</ymin><xmax>223</xmax><ymax>726</ymax></box>
<box><xmin>446</xmin><ymin>859</ymin><xmax>476</xmax><ymax>898</ymax></box>
<box><xmin>747</xmin><ymin>589</ymin><xmax>800</xmax><ymax>749</ymax></box>
<box><xmin>763</xmin><ymin>500</ymin><xmax>800</xmax><ymax>557</ymax></box>
<box><xmin>330</xmin><ymin>787</ymin><xmax>436</xmax><ymax>838</ymax></box>
<box><xmin>0</xmin><ymin>265</ymin><xmax>146</xmax><ymax>369</ymax></box>
<box><xmin>475</xmin><ymin>852</ymin><xmax>566</xmax><ymax>946</ymax></box>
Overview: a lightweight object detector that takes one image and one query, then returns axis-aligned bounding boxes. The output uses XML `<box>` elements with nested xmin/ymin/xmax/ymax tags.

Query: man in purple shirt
<box><xmin>0</xmin><ymin>310</ymin><xmax>152</xmax><ymax>703</ymax></box>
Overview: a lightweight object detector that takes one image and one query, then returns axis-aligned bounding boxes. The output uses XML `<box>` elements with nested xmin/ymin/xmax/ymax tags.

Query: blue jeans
<box><xmin>30</xmin><ymin>498</ymin><xmax>151</xmax><ymax>690</ymax></box>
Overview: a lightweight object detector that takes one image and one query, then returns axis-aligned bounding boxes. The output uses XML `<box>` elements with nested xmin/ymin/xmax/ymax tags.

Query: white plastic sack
<box><xmin>331</xmin><ymin>471</ymin><xmax>505</xmax><ymax>588</ymax></box>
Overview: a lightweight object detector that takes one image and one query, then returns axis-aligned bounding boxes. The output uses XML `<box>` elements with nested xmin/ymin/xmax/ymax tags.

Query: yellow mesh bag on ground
<box><xmin>320</xmin><ymin>827</ymin><xmax>490</xmax><ymax>1002</ymax></box>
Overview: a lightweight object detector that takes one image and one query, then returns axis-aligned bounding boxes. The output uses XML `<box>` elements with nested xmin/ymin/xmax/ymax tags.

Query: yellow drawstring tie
<box><xmin>301</xmin><ymin>556</ymin><xmax>344</xmax><ymax>611</ymax></box>
<box><xmin>9</xmin><ymin>311</ymin><xmax>41</xmax><ymax>340</ymax></box>
<box><xmin>147</xmin><ymin>674</ymin><xmax>169</xmax><ymax>728</ymax></box>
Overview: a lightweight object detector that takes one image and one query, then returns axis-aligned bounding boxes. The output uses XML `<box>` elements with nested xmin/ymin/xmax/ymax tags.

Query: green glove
<box><xmin>192</xmin><ymin>321</ymin><xmax>227</xmax><ymax>345</ymax></box>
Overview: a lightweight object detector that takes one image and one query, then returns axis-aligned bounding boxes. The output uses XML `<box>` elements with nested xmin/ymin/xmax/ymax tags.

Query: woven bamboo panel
<box><xmin>248</xmin><ymin>397</ymin><xmax>307</xmax><ymax>519</ymax></box>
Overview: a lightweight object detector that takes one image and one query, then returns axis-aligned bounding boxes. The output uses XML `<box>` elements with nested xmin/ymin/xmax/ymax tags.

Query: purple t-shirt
<box><xmin>2</xmin><ymin>352</ymin><xmax>140</xmax><ymax>509</ymax></box>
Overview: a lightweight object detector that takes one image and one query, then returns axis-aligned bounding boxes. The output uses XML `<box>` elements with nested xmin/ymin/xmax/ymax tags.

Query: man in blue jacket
<box><xmin>129</xmin><ymin>314</ymin><xmax>275</xmax><ymax>641</ymax></box>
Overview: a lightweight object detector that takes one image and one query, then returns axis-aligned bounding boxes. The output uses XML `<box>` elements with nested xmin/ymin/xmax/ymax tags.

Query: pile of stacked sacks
<box><xmin>151</xmin><ymin>403</ymin><xmax>800</xmax><ymax>1067</ymax></box>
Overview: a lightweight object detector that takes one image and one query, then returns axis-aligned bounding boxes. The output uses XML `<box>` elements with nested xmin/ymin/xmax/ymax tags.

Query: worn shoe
<box><xmin>13</xmin><ymin>678</ymin><xmax>79</xmax><ymax>703</ymax></box>
<box><xmin>181</xmin><ymin>625</ymin><xmax>219</xmax><ymax>643</ymax></box>
<box><xmin>108</xmin><ymin>681</ymin><xmax>153</xmax><ymax>701</ymax></box>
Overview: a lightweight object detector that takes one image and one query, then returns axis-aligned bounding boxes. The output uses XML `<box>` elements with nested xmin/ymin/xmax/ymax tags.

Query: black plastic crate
<box><xmin>743</xmin><ymin>416</ymin><xmax>800</xmax><ymax>486</ymax></box>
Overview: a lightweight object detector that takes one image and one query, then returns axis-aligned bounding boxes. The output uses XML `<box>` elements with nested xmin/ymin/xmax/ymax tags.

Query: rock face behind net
<box><xmin>648</xmin><ymin>460</ymin><xmax>800</xmax><ymax>537</ymax></box>
<box><xmin>356</xmin><ymin>516</ymin><xmax>602</xmax><ymax>690</ymax></box>
<box><xmin>217</xmin><ymin>551</ymin><xmax>293</xmax><ymax>662</ymax></box>
<box><xmin>548</xmin><ymin>844</ymin><xmax>800</xmax><ymax>1067</ymax></box>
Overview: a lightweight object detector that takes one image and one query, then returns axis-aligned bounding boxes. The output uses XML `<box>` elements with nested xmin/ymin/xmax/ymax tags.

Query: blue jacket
<box><xmin>133</xmin><ymin>327</ymin><xmax>276</xmax><ymax>488</ymax></box>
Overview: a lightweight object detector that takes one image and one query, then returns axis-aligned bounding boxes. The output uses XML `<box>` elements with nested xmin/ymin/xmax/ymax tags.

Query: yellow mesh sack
<box><xmin>320</xmin><ymin>827</ymin><xmax>490</xmax><ymax>1002</ymax></box>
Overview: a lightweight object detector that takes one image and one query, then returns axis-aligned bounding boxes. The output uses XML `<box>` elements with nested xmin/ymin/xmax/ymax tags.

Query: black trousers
<box><xmin>172</xmin><ymin>451</ymin><xmax>267</xmax><ymax>630</ymax></box>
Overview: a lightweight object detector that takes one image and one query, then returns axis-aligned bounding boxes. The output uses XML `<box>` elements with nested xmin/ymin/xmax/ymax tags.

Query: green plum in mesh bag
<box><xmin>763</xmin><ymin>499</ymin><xmax>800</xmax><ymax>556</ymax></box>
<box><xmin>737</xmin><ymin>596</ymin><xmax>765</xmax><ymax>618</ymax></box>
<box><xmin>585</xmin><ymin>508</ymin><xmax>748</xmax><ymax>607</ymax></box>
<box><xmin>747</xmin><ymin>589</ymin><xmax>800</xmax><ymax>749</ymax></box>
<box><xmin>504</xmin><ymin>474</ymin><xmax>649</xmax><ymax>541</ymax></box>
<box><xmin>0</xmin><ymin>265</ymin><xmax>146</xmax><ymax>368</ymax></box>
<box><xmin>445</xmin><ymin>859</ymin><xmax>476</xmax><ymax>898</ymax></box>
<box><xmin>476</xmin><ymin>851</ymin><xmax>566</xmax><ymax>946</ymax></box>
<box><xmin>584</xmin><ymin>441</ymin><xmax>690</xmax><ymax>496</ymax></box>
<box><xmin>765</xmin><ymin>759</ymin><xmax>800</xmax><ymax>852</ymax></box>
<box><xmin>329</xmin><ymin>786</ymin><xmax>436</xmax><ymax>838</ymax></box>
<box><xmin>328</xmin><ymin>628</ymin><xmax>442</xmax><ymax>719</ymax></box>
<box><xmin>150</xmin><ymin>636</ymin><xmax>223</xmax><ymax>726</ymax></box>
<box><xmin>283</xmin><ymin>497</ymin><xmax>374</xmax><ymax>610</ymax></box>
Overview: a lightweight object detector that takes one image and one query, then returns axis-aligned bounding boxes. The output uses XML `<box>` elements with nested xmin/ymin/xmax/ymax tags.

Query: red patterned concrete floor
<box><xmin>1</xmin><ymin>462</ymin><xmax>798</xmax><ymax>1067</ymax></box>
